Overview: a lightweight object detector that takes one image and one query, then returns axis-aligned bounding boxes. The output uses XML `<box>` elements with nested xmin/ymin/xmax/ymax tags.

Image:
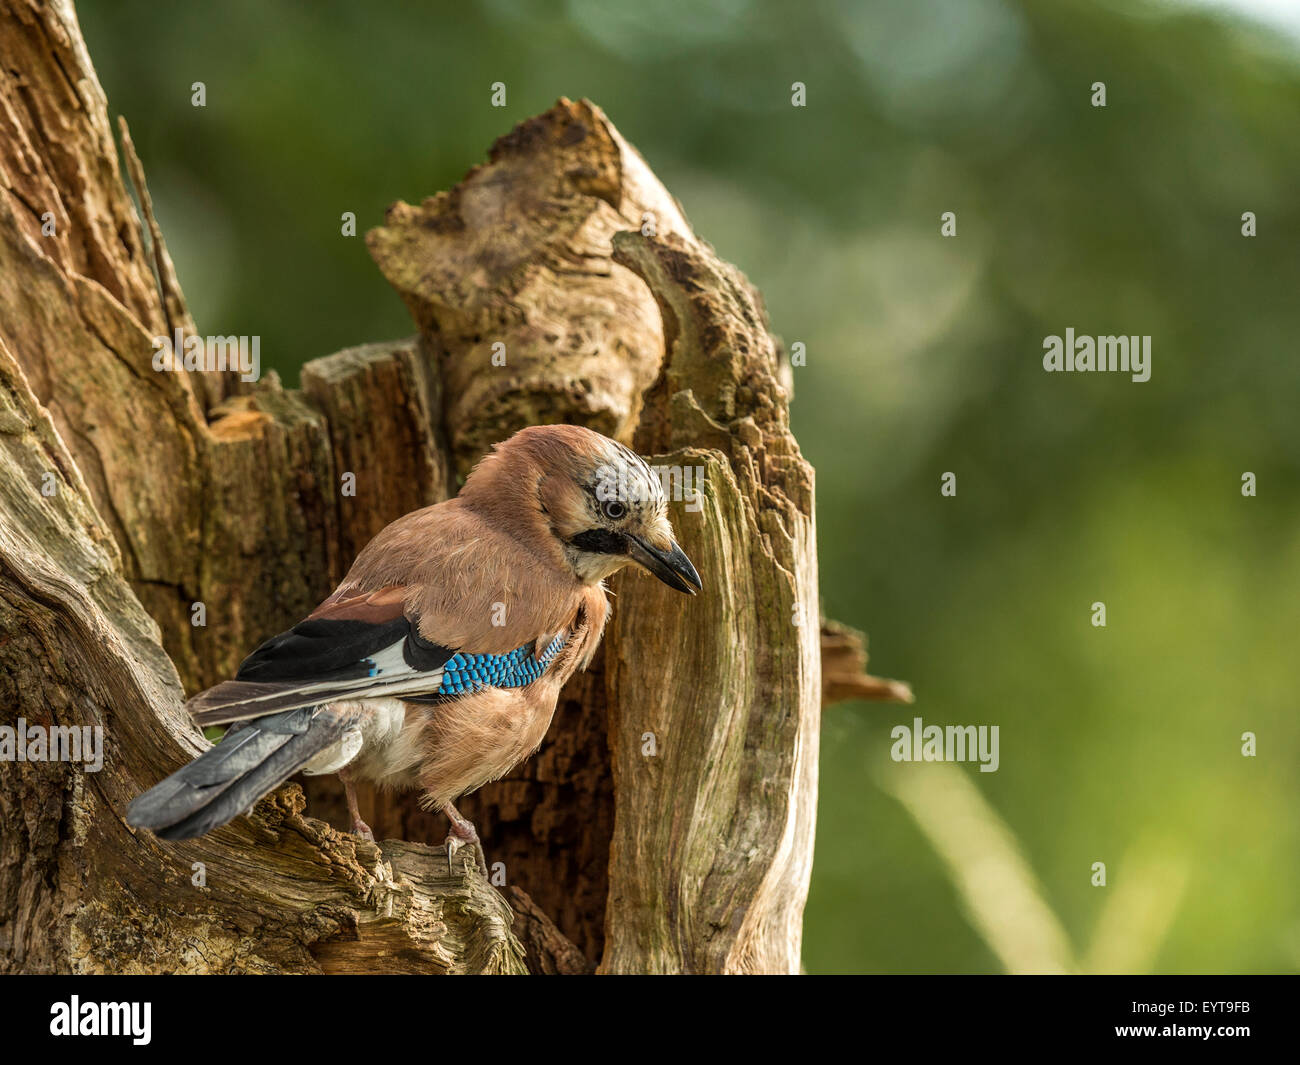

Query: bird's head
<box><xmin>461</xmin><ymin>424</ymin><xmax>702</xmax><ymax>594</ymax></box>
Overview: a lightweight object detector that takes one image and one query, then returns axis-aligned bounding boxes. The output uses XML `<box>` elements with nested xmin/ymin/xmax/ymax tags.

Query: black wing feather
<box><xmin>235</xmin><ymin>617</ymin><xmax>413</xmax><ymax>681</ymax></box>
<box><xmin>184</xmin><ymin>616</ymin><xmax>456</xmax><ymax>726</ymax></box>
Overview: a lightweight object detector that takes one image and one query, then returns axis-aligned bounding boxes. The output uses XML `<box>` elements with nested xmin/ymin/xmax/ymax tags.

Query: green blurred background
<box><xmin>78</xmin><ymin>0</ymin><xmax>1299</xmax><ymax>973</ymax></box>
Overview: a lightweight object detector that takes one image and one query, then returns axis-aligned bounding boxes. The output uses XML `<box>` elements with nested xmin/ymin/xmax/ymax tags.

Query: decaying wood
<box><xmin>0</xmin><ymin>0</ymin><xmax>900</xmax><ymax>974</ymax></box>
<box><xmin>367</xmin><ymin>98</ymin><xmax>689</xmax><ymax>479</ymax></box>
<box><xmin>821</xmin><ymin>619</ymin><xmax>914</xmax><ymax>705</ymax></box>
<box><xmin>0</xmin><ymin>337</ymin><xmax>527</xmax><ymax>973</ymax></box>
<box><xmin>0</xmin><ymin>0</ymin><xmax>534</xmax><ymax>973</ymax></box>
<box><xmin>600</xmin><ymin>232</ymin><xmax>820</xmax><ymax>973</ymax></box>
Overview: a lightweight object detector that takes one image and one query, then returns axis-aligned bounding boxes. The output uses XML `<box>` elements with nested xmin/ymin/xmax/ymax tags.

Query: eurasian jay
<box><xmin>127</xmin><ymin>424</ymin><xmax>701</xmax><ymax>870</ymax></box>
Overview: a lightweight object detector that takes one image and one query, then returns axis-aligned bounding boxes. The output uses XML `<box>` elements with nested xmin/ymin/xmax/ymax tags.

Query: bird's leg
<box><xmin>443</xmin><ymin>801</ymin><xmax>488</xmax><ymax>877</ymax></box>
<box><xmin>338</xmin><ymin>765</ymin><xmax>374</xmax><ymax>841</ymax></box>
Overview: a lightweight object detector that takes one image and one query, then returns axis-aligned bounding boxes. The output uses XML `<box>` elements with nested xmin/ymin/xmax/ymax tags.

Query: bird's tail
<box><xmin>126</xmin><ymin>705</ymin><xmax>347</xmax><ymax>840</ymax></box>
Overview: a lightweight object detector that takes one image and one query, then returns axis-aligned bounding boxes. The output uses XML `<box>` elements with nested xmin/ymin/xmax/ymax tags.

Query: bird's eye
<box><xmin>601</xmin><ymin>499</ymin><xmax>627</xmax><ymax>521</ymax></box>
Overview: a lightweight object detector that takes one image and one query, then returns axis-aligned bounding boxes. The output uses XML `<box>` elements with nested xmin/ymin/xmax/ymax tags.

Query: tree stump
<box><xmin>0</xmin><ymin>0</ymin><xmax>896</xmax><ymax>974</ymax></box>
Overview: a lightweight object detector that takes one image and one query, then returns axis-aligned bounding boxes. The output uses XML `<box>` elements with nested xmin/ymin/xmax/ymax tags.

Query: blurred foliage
<box><xmin>77</xmin><ymin>0</ymin><xmax>1300</xmax><ymax>973</ymax></box>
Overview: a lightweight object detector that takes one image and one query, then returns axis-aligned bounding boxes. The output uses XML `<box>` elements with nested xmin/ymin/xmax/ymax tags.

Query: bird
<box><xmin>126</xmin><ymin>424</ymin><xmax>701</xmax><ymax>871</ymax></box>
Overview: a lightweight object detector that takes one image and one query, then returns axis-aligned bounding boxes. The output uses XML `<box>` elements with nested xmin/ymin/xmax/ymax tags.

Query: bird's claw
<box><xmin>442</xmin><ymin>802</ymin><xmax>489</xmax><ymax>878</ymax></box>
<box><xmin>444</xmin><ymin>833</ymin><xmax>488</xmax><ymax>878</ymax></box>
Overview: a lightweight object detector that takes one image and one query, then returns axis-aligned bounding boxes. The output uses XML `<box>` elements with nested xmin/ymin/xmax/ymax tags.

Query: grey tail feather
<box><xmin>187</xmin><ymin>674</ymin><xmax>443</xmax><ymax>728</ymax></box>
<box><xmin>126</xmin><ymin>706</ymin><xmax>345</xmax><ymax>840</ymax></box>
<box><xmin>185</xmin><ymin>680</ymin><xmax>333</xmax><ymax>727</ymax></box>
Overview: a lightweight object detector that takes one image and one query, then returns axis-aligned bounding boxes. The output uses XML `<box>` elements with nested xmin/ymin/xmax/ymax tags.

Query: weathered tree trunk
<box><xmin>0</xmin><ymin>0</ymin><xmax>902</xmax><ymax>974</ymax></box>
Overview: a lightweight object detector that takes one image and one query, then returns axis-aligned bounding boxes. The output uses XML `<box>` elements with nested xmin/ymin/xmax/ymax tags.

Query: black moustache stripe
<box><xmin>570</xmin><ymin>529</ymin><xmax>627</xmax><ymax>555</ymax></box>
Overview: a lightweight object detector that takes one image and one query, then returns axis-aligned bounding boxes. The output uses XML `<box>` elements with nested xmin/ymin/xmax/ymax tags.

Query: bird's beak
<box><xmin>626</xmin><ymin>535</ymin><xmax>702</xmax><ymax>595</ymax></box>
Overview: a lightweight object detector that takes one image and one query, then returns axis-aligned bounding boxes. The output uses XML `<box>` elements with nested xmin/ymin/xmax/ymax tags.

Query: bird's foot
<box><xmin>443</xmin><ymin>803</ymin><xmax>488</xmax><ymax>877</ymax></box>
<box><xmin>339</xmin><ymin>765</ymin><xmax>374</xmax><ymax>842</ymax></box>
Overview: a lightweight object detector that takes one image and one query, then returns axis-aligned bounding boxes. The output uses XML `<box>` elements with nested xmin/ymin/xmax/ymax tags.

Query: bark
<box><xmin>821</xmin><ymin>619</ymin><xmax>914</xmax><ymax>706</ymax></box>
<box><xmin>0</xmin><ymin>0</ymin><xmax>898</xmax><ymax>973</ymax></box>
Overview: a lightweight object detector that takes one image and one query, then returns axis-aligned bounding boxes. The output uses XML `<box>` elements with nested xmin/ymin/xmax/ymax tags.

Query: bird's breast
<box><xmin>409</xmin><ymin>680</ymin><xmax>566</xmax><ymax>807</ymax></box>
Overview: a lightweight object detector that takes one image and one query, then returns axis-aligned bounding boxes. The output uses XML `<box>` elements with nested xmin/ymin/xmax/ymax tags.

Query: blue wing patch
<box><xmin>438</xmin><ymin>632</ymin><xmax>568</xmax><ymax>695</ymax></box>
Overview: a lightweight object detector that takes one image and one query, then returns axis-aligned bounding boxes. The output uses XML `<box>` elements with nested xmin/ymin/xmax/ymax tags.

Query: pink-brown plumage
<box><xmin>350</xmin><ymin>584</ymin><xmax>607</xmax><ymax>808</ymax></box>
<box><xmin>127</xmin><ymin>423</ymin><xmax>699</xmax><ymax>866</ymax></box>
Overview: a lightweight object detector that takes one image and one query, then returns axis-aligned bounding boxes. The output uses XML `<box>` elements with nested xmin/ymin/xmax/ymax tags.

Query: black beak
<box><xmin>626</xmin><ymin>535</ymin><xmax>702</xmax><ymax>595</ymax></box>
